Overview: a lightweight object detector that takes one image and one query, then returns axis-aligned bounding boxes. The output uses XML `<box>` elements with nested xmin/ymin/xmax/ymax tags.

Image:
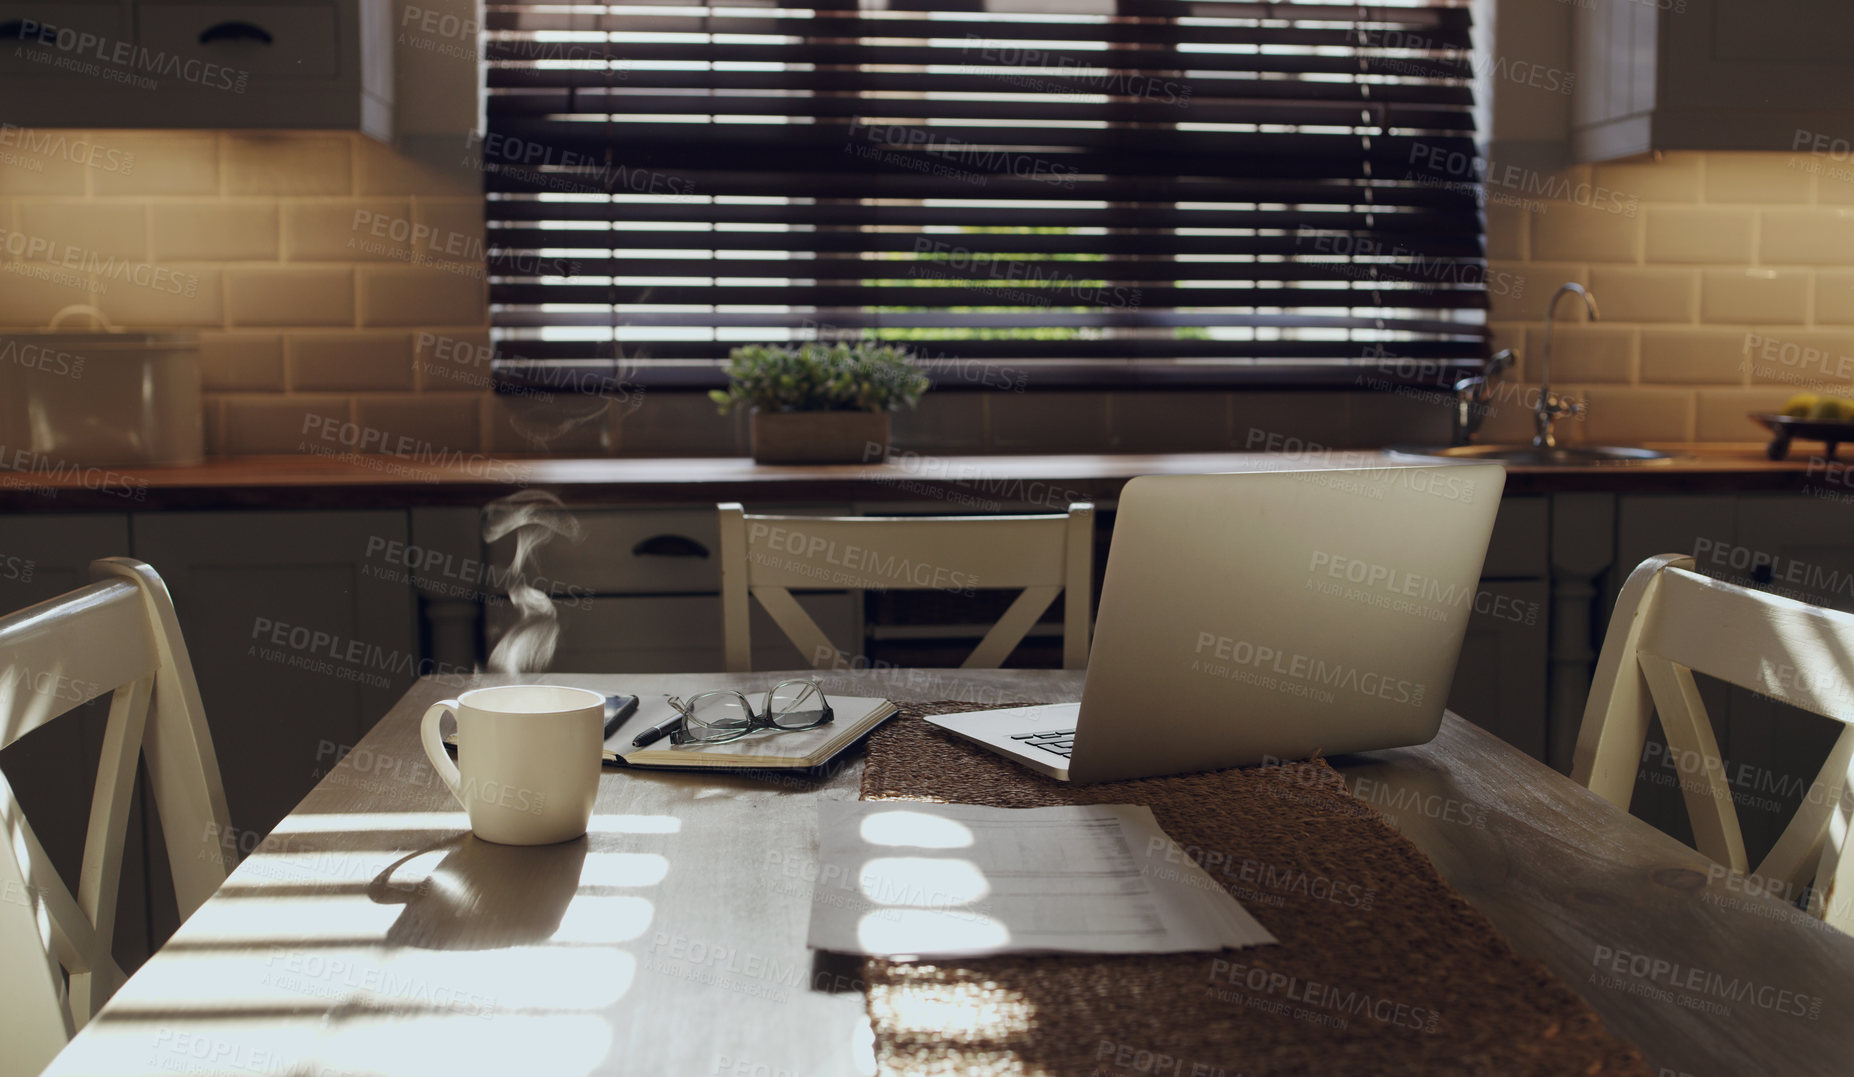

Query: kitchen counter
<box><xmin>0</xmin><ymin>443</ymin><xmax>1843</xmax><ymax>511</ymax></box>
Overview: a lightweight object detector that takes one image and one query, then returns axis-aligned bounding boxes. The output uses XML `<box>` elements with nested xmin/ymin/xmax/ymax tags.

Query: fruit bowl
<box><xmin>1749</xmin><ymin>412</ymin><xmax>1854</xmax><ymax>460</ymax></box>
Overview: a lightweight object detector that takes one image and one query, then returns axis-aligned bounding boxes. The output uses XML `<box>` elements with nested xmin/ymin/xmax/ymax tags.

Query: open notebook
<box><xmin>602</xmin><ymin>693</ymin><xmax>898</xmax><ymax>770</ymax></box>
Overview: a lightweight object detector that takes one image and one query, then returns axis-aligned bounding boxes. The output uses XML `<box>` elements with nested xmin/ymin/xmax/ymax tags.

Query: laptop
<box><xmin>925</xmin><ymin>464</ymin><xmax>1505</xmax><ymax>782</ymax></box>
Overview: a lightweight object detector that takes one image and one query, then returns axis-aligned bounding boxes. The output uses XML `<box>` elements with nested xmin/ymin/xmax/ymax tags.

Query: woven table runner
<box><xmin>856</xmin><ymin>702</ymin><xmax>1653</xmax><ymax>1077</ymax></box>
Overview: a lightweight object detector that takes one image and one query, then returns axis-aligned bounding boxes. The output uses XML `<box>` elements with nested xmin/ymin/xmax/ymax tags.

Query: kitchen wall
<box><xmin>0</xmin><ymin>128</ymin><xmax>1464</xmax><ymax>459</ymax></box>
<box><xmin>2</xmin><ymin>0</ymin><xmax>1823</xmax><ymax>459</ymax></box>
<box><xmin>0</xmin><ymin>129</ymin><xmax>511</xmax><ymax>455</ymax></box>
<box><xmin>0</xmin><ymin>124</ymin><xmax>1462</xmax><ymax>460</ymax></box>
<box><xmin>1481</xmin><ymin>151</ymin><xmax>1854</xmax><ymax>445</ymax></box>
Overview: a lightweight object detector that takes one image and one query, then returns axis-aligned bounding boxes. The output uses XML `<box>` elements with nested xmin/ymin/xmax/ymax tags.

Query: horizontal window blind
<box><xmin>483</xmin><ymin>0</ymin><xmax>1487</xmax><ymax>387</ymax></box>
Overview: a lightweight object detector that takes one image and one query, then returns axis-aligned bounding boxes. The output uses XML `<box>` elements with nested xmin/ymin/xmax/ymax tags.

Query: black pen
<box><xmin>631</xmin><ymin>712</ymin><xmax>684</xmax><ymax>747</ymax></box>
<box><xmin>602</xmin><ymin>694</ymin><xmax>640</xmax><ymax>740</ymax></box>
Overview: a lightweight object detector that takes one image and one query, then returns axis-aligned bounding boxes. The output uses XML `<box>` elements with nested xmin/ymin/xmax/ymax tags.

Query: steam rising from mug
<box><xmin>483</xmin><ymin>489</ymin><xmax>582</xmax><ymax>673</ymax></box>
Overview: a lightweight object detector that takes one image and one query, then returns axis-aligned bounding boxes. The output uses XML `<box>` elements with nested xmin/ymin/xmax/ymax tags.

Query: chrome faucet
<box><xmin>1451</xmin><ymin>348</ymin><xmax>1515</xmax><ymax>445</ymax></box>
<box><xmin>1535</xmin><ymin>283</ymin><xmax>1596</xmax><ymax>448</ymax></box>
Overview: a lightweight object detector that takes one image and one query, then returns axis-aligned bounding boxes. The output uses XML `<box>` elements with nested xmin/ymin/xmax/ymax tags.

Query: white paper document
<box><xmin>806</xmin><ymin>801</ymin><xmax>1279</xmax><ymax>958</ymax></box>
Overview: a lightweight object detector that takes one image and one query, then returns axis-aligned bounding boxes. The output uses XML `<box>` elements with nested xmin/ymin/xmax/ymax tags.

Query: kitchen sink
<box><xmin>1387</xmin><ymin>444</ymin><xmax>1683</xmax><ymax>467</ymax></box>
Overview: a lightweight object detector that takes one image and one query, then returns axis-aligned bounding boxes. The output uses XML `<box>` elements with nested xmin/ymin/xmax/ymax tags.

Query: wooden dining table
<box><xmin>43</xmin><ymin>670</ymin><xmax>1854</xmax><ymax>1077</ymax></box>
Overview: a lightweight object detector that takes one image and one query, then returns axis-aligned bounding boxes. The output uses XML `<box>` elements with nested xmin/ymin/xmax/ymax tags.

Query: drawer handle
<box><xmin>632</xmin><ymin>535</ymin><xmax>709</xmax><ymax>558</ymax></box>
<box><xmin>199</xmin><ymin>21</ymin><xmax>274</xmax><ymax>46</ymax></box>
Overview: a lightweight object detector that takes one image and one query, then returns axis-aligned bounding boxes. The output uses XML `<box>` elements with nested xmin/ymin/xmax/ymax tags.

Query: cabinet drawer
<box><xmin>1481</xmin><ymin>496</ymin><xmax>1547</xmax><ymax>578</ymax></box>
<box><xmin>488</xmin><ymin>593</ymin><xmax>857</xmax><ymax>673</ymax></box>
<box><xmin>138</xmin><ymin>2</ymin><xmax>339</xmax><ymax>81</ymax></box>
<box><xmin>489</xmin><ymin>509</ymin><xmax>722</xmax><ymax>596</ymax></box>
<box><xmin>0</xmin><ymin>3</ymin><xmax>131</xmax><ymax>77</ymax></box>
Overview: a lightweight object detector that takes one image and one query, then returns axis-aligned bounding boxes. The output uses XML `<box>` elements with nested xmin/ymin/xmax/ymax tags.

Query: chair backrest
<box><xmin>717</xmin><ymin>502</ymin><xmax>1095</xmax><ymax>672</ymax></box>
<box><xmin>0</xmin><ymin>558</ymin><xmax>232</xmax><ymax>1076</ymax></box>
<box><xmin>1574</xmin><ymin>553</ymin><xmax>1854</xmax><ymax>933</ymax></box>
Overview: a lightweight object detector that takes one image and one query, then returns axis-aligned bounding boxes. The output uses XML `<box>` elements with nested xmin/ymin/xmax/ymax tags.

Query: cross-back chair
<box><xmin>716</xmin><ymin>502</ymin><xmax>1095</xmax><ymax>672</ymax></box>
<box><xmin>0</xmin><ymin>558</ymin><xmax>233</xmax><ymax>1077</ymax></box>
<box><xmin>1574</xmin><ymin>552</ymin><xmax>1854</xmax><ymax>933</ymax></box>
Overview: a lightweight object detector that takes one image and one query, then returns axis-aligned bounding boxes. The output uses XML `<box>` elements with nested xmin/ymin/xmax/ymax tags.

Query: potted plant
<box><xmin>710</xmin><ymin>342</ymin><xmax>930</xmax><ymax>464</ymax></box>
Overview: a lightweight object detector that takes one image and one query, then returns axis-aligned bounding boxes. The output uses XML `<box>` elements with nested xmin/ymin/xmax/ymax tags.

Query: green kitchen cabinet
<box><xmin>129</xmin><ymin>511</ymin><xmax>419</xmax><ymax>843</ymax></box>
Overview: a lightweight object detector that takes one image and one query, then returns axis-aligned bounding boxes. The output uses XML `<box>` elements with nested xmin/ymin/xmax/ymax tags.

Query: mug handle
<box><xmin>419</xmin><ymin>699</ymin><xmax>467</xmax><ymax>809</ymax></box>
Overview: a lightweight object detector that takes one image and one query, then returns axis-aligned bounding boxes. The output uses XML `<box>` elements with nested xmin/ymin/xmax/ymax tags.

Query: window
<box><xmin>483</xmin><ymin>0</ymin><xmax>1486</xmax><ymax>391</ymax></box>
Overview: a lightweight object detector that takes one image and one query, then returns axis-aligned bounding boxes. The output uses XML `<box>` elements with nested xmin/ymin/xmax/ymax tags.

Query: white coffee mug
<box><xmin>418</xmin><ymin>684</ymin><xmax>605</xmax><ymax>845</ymax></box>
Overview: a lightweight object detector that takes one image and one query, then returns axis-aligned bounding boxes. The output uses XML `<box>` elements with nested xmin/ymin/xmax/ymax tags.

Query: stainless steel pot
<box><xmin>0</xmin><ymin>329</ymin><xmax>203</xmax><ymax>468</ymax></box>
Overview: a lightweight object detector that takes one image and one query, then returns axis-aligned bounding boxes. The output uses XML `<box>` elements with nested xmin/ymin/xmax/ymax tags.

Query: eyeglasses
<box><xmin>666</xmin><ymin>679</ymin><xmax>834</xmax><ymax>745</ymax></box>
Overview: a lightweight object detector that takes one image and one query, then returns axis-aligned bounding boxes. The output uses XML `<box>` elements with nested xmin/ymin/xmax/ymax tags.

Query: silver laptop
<box><xmin>925</xmin><ymin>465</ymin><xmax>1505</xmax><ymax>782</ymax></box>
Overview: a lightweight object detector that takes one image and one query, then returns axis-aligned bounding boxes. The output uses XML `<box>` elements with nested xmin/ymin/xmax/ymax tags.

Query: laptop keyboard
<box><xmin>1010</xmin><ymin>728</ymin><xmax>1077</xmax><ymax>757</ymax></box>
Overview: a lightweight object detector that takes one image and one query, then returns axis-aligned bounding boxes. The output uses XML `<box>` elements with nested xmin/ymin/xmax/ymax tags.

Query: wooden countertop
<box><xmin>0</xmin><ymin>444</ymin><xmax>1841</xmax><ymax>511</ymax></box>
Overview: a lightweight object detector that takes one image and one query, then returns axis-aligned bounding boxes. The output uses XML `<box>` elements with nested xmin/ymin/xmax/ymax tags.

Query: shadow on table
<box><xmin>368</xmin><ymin>834</ymin><xmax>588</xmax><ymax>949</ymax></box>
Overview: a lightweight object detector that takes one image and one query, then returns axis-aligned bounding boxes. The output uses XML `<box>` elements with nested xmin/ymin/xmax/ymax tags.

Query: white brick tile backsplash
<box><xmin>415</xmin><ymin>328</ymin><xmax>493</xmax><ymax>392</ymax></box>
<box><xmin>0</xmin><ymin>137</ymin><xmax>95</xmax><ymax>195</ymax></box>
<box><xmin>1760</xmin><ymin>209</ymin><xmax>1854</xmax><ymax>265</ymax></box>
<box><xmin>97</xmin><ymin>266</ymin><xmax>222</xmax><ymax>327</ymax></box>
<box><xmin>221</xmin><ymin>395</ymin><xmax>352</xmax><ymax>455</ymax></box>
<box><xmin>357</xmin><ymin>267</ymin><xmax>485</xmax><ymax>327</ymax></box>
<box><xmin>1519</xmin><ymin>326</ymin><xmax>1635</xmax><ymax>383</ymax></box>
<box><xmin>1645</xmin><ymin>207</ymin><xmax>1755</xmax><ymax>265</ymax></box>
<box><xmin>90</xmin><ymin>133</ymin><xmax>219</xmax><ymax>196</ymax></box>
<box><xmin>356</xmin><ymin>137</ymin><xmax>479</xmax><ymax>197</ymax></box>
<box><xmin>199</xmin><ymin>333</ymin><xmax>285</xmax><ymax>392</ymax></box>
<box><xmin>7</xmin><ymin>135</ymin><xmax>1854</xmax><ymax>451</ymax></box>
<box><xmin>290</xmin><ymin>332</ymin><xmax>416</xmax><ymax>392</ymax></box>
<box><xmin>226</xmin><ymin>267</ymin><xmax>355</xmax><ymax>327</ymax></box>
<box><xmin>1738</xmin><ymin>329</ymin><xmax>1854</xmax><ymax>391</ymax></box>
<box><xmin>1593</xmin><ymin>154</ymin><xmax>1702</xmax><ymax>204</ymax></box>
<box><xmin>1531</xmin><ymin>204</ymin><xmax>1641</xmax><ymax>263</ymax></box>
<box><xmin>1639</xmin><ymin>329</ymin><xmax>1754</xmax><ymax>385</ymax></box>
<box><xmin>410</xmin><ymin>199</ymin><xmax>485</xmax><ymax>264</ymax></box>
<box><xmin>1700</xmin><ymin>269</ymin><xmax>1809</xmax><ymax>324</ymax></box>
<box><xmin>1587</xmin><ymin>267</ymin><xmax>1698</xmax><ymax>323</ymax></box>
<box><xmin>0</xmin><ymin>131</ymin><xmax>505</xmax><ymax>456</ymax></box>
<box><xmin>354</xmin><ymin>394</ymin><xmax>485</xmax><ymax>455</ymax></box>
<box><xmin>1578</xmin><ymin>386</ymin><xmax>1695</xmax><ymax>444</ymax></box>
<box><xmin>1704</xmin><ymin>154</ymin><xmax>1814</xmax><ymax>204</ymax></box>
<box><xmin>19</xmin><ymin>202</ymin><xmax>146</xmax><ymax>261</ymax></box>
<box><xmin>0</xmin><ymin>270</ymin><xmax>100</xmax><ymax>326</ymax></box>
<box><xmin>1484</xmin><ymin>203</ymin><xmax>1526</xmax><ymax>261</ymax></box>
<box><xmin>1812</xmin><ymin>169</ymin><xmax>1854</xmax><ymax>206</ymax></box>
<box><xmin>1814</xmin><ymin>270</ymin><xmax>1854</xmax><ymax>325</ymax></box>
<box><xmin>284</xmin><ymin>199</ymin><xmax>413</xmax><ymax>262</ymax></box>
<box><xmin>1695</xmin><ymin>388</ymin><xmax>1797</xmax><ymax>441</ymax></box>
<box><xmin>1493</xmin><ymin>262</ymin><xmax>1585</xmax><ymax>322</ymax></box>
<box><xmin>224</xmin><ymin>135</ymin><xmax>352</xmax><ymax>197</ymax></box>
<box><xmin>151</xmin><ymin>201</ymin><xmax>279</xmax><ymax>262</ymax></box>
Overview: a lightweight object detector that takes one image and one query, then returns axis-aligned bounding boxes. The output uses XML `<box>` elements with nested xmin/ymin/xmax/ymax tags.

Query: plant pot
<box><xmin>749</xmin><ymin>410</ymin><xmax>891</xmax><ymax>464</ymax></box>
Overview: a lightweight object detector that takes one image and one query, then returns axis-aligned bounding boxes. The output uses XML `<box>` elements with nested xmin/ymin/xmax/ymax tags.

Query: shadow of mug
<box><xmin>368</xmin><ymin>835</ymin><xmax>588</xmax><ymax>950</ymax></box>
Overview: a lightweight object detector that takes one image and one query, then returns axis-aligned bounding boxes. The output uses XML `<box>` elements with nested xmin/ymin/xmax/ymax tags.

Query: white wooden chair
<box><xmin>717</xmin><ymin>502</ymin><xmax>1095</xmax><ymax>672</ymax></box>
<box><xmin>0</xmin><ymin>558</ymin><xmax>233</xmax><ymax>1077</ymax></box>
<box><xmin>1574</xmin><ymin>553</ymin><xmax>1854</xmax><ymax>933</ymax></box>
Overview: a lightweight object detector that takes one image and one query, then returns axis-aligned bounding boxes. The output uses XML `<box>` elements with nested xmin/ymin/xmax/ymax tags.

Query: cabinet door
<box><xmin>1441</xmin><ymin>497</ymin><xmax>1549</xmax><ymax>760</ymax></box>
<box><xmin>0</xmin><ymin>513</ymin><xmax>132</xmax><ymax>607</ymax></box>
<box><xmin>131</xmin><ymin>511</ymin><xmax>416</xmax><ymax>841</ymax></box>
<box><xmin>1446</xmin><ymin>580</ymin><xmax>1549</xmax><ymax>762</ymax></box>
<box><xmin>0</xmin><ymin>515</ymin><xmax>160</xmax><ymax>969</ymax></box>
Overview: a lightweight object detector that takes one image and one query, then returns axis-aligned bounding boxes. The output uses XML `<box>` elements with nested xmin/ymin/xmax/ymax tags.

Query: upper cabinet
<box><xmin>1572</xmin><ymin>0</ymin><xmax>1854</xmax><ymax>162</ymax></box>
<box><xmin>0</xmin><ymin>0</ymin><xmax>391</xmax><ymax>139</ymax></box>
